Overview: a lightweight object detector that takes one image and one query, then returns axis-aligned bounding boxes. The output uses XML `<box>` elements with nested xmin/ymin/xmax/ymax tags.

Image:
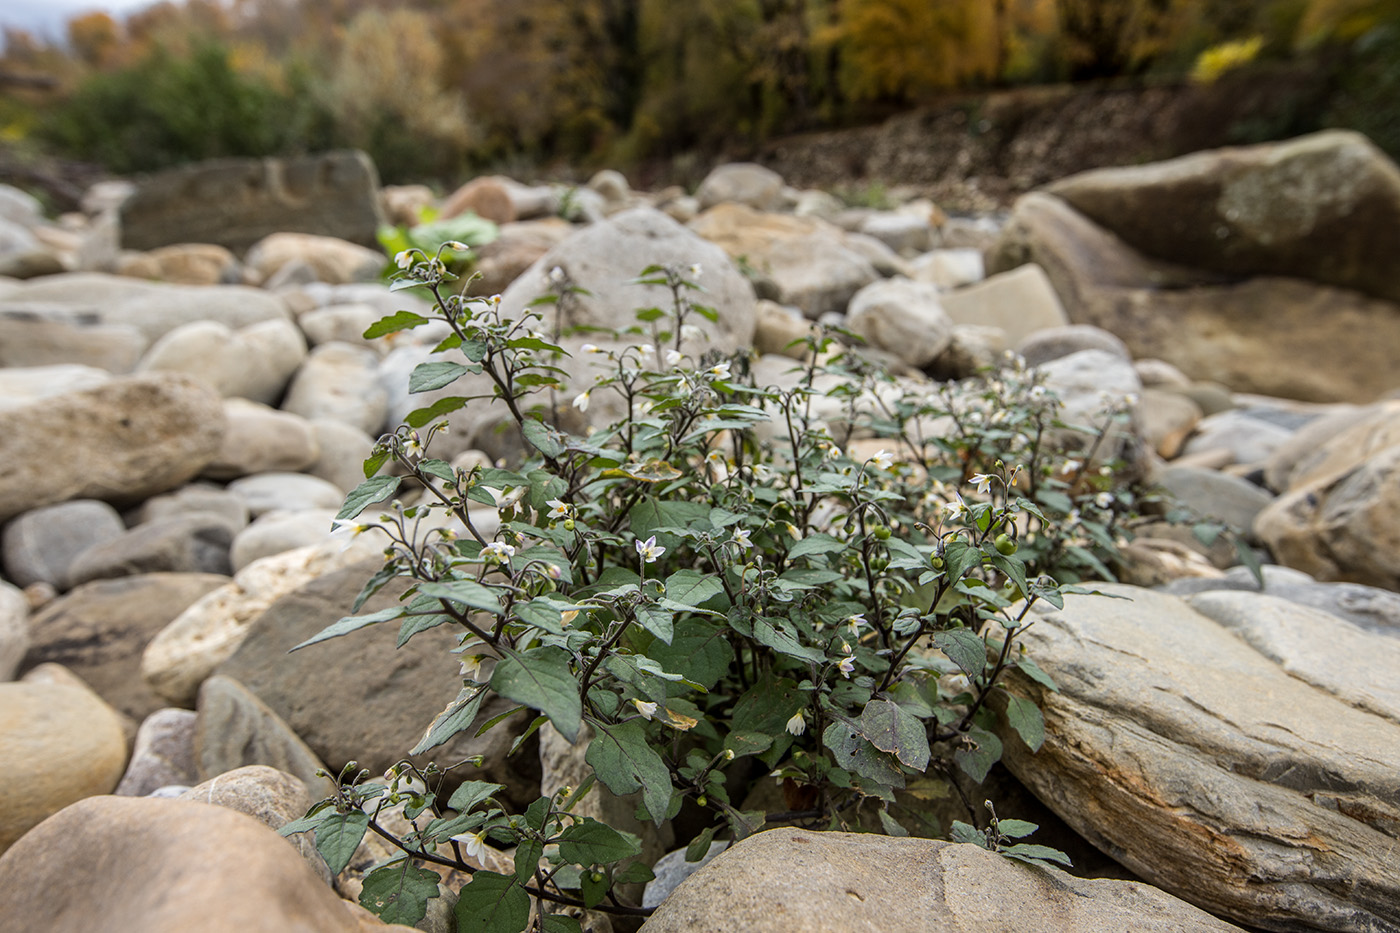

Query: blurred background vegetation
<box><xmin>1</xmin><ymin>0</ymin><xmax>1397</xmax><ymax>188</ymax></box>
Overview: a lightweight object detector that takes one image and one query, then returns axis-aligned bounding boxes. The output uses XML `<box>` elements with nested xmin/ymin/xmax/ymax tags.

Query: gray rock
<box><xmin>1153</xmin><ymin>465</ymin><xmax>1274</xmax><ymax>537</ymax></box>
<box><xmin>908</xmin><ymin>248</ymin><xmax>984</xmax><ymax>290</ymax></box>
<box><xmin>230</xmin><ymin>509</ymin><xmax>339</xmax><ymax>571</ymax></box>
<box><xmin>1036</xmin><ymin>349</ymin><xmax>1145</xmax><ymax>472</ymax></box>
<box><xmin>753</xmin><ymin>301</ymin><xmax>815</xmax><ymax>360</ymax></box>
<box><xmin>1136</xmin><ymin>388</ymin><xmax>1203</xmax><ymax>460</ymax></box>
<box><xmin>119</xmin><ymin>150</ymin><xmax>385</xmax><ymax>253</ymax></box>
<box><xmin>1181</xmin><ymin>409</ymin><xmax>1295</xmax><ymax>466</ymax></box>
<box><xmin>1262</xmin><ymin>399</ymin><xmax>1400</xmax><ymax>494</ymax></box>
<box><xmin>0</xmin><ymin>373</ymin><xmax>225</xmax><ymax>523</ymax></box>
<box><xmin>0</xmin><ymin>581</ymin><xmax>26</xmax><ymax>681</ymax></box>
<box><xmin>194</xmin><ymin>675</ymin><xmax>333</xmax><ymax>797</ymax></box>
<box><xmin>939</xmin><ymin>263</ymin><xmax>1069</xmax><ymax>348</ymax></box>
<box><xmin>640</xmin><ymin>830</ymin><xmax>1242</xmax><ymax>933</ymax></box>
<box><xmin>20</xmin><ymin>572</ymin><xmax>227</xmax><ymax>718</ymax></box>
<box><xmin>305</xmin><ymin>419</ymin><xmax>376</xmax><ymax>494</ymax></box>
<box><xmin>136</xmin><ymin>483</ymin><xmax>250</xmax><ymax>533</ymax></box>
<box><xmin>843</xmin><ymin>231</ymin><xmax>910</xmax><ymax>277</ymax></box>
<box><xmin>201</xmin><ymin>399</ymin><xmax>320</xmax><ymax>482</ymax></box>
<box><xmin>643</xmin><ymin>841</ymin><xmax>729</xmax><ymax>909</ymax></box>
<box><xmin>281</xmin><ymin>341</ymin><xmax>388</xmax><ymax>436</ymax></box>
<box><xmin>1016</xmin><ymin>324</ymin><xmax>1130</xmax><ymax>368</ymax></box>
<box><xmin>215</xmin><ymin>561</ymin><xmax>540</xmax><ymax>809</ymax></box>
<box><xmin>0</xmin><ymin>364</ymin><xmax>111</xmax><ymax>411</ymax></box>
<box><xmin>845</xmin><ymin>278</ymin><xmax>953</xmax><ymax>368</ymax></box>
<box><xmin>0</xmin><ymin>185</ymin><xmax>43</xmax><ymax>228</ymax></box>
<box><xmin>226</xmin><ymin>473</ymin><xmax>346</xmax><ymax>518</ymax></box>
<box><xmin>66</xmin><ymin>517</ymin><xmax>234</xmax><ymax>587</ymax></box>
<box><xmin>1</xmin><ymin>499</ymin><xmax>126</xmax><ymax>590</ymax></box>
<box><xmin>999</xmin><ymin>585</ymin><xmax>1400</xmax><ymax>932</ymax></box>
<box><xmin>857</xmin><ymin>211</ymin><xmax>933</xmax><ymax>255</ymax></box>
<box><xmin>243</xmin><ymin>232</ymin><xmax>384</xmax><ymax>286</ymax></box>
<box><xmin>695</xmin><ymin>162</ymin><xmax>785</xmax><ymax>211</ymax></box>
<box><xmin>115</xmin><ymin>708</ymin><xmax>199</xmax><ymax>796</ymax></box>
<box><xmin>0</xmin><ymin>309</ymin><xmax>147</xmax><ymax>372</ymax></box>
<box><xmin>296</xmin><ymin>303</ymin><xmax>384</xmax><ymax>350</ymax></box>
<box><xmin>137</xmin><ymin>317</ymin><xmax>306</xmax><ymax>405</ymax></box>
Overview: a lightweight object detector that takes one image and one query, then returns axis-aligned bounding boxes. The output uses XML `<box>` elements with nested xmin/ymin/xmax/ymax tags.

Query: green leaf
<box><xmin>290</xmin><ymin>606</ymin><xmax>404</xmax><ymax>652</ymax></box>
<box><xmin>859</xmin><ymin>698</ymin><xmax>931</xmax><ymax>770</ymax></box>
<box><xmin>412</xmin><ymin>686</ymin><xmax>487</xmax><ymax>755</ymax></box>
<box><xmin>364</xmin><ymin>310</ymin><xmax>429</xmax><ymax>339</ymax></box>
<box><xmin>663</xmin><ymin>569</ymin><xmax>727</xmax><ymax>609</ymax></box>
<box><xmin>634</xmin><ymin>605</ymin><xmax>674</xmax><ymax>644</ymax></box>
<box><xmin>995</xmin><ymin>819</ymin><xmax>1039</xmax><ymax>839</ymax></box>
<box><xmin>1001</xmin><ymin>843</ymin><xmax>1073</xmax><ymax>868</ymax></box>
<box><xmin>418</xmin><ymin>458</ymin><xmax>457</xmax><ymax>484</ymax></box>
<box><xmin>932</xmin><ymin>629</ymin><xmax>987</xmax><ymax>679</ymax></box>
<box><xmin>950</xmin><ymin>820</ymin><xmax>988</xmax><ymax>848</ymax></box>
<box><xmin>943</xmin><ymin>539</ymin><xmax>982</xmax><ymax>583</ymax></box>
<box><xmin>514</xmin><ymin>837</ymin><xmax>543</xmax><ymax>884</ymax></box>
<box><xmin>541</xmin><ymin>915</ymin><xmax>583</xmax><ymax>933</ymax></box>
<box><xmin>1015</xmin><ymin>655</ymin><xmax>1059</xmax><ymax>693</ymax></box>
<box><xmin>986</xmin><ymin>551</ymin><xmax>1028</xmax><ymax>600</ymax></box>
<box><xmin>521</xmin><ymin>418</ymin><xmax>566</xmax><ymax>459</ymax></box>
<box><xmin>952</xmin><ymin>726</ymin><xmax>1002</xmax><ymax>783</ymax></box>
<box><xmin>362</xmin><ymin>447</ymin><xmax>390</xmax><ymax>479</ymax></box>
<box><xmin>490</xmin><ymin>646</ymin><xmax>581</xmax><ymax>742</ymax></box>
<box><xmin>822</xmin><ymin>721</ymin><xmax>905</xmax><ymax>790</ymax></box>
<box><xmin>877</xmin><ymin>809</ymin><xmax>909</xmax><ymax>837</ymax></box>
<box><xmin>787</xmin><ymin>533</ymin><xmax>846</xmax><ymax>559</ymax></box>
<box><xmin>557</xmin><ymin>820</ymin><xmax>642</xmax><ymax>866</ymax></box>
<box><xmin>410</xmin><ymin>361</ymin><xmax>473</xmax><ymax>394</ymax></box>
<box><xmin>586</xmin><ymin>719</ymin><xmax>673</xmax><ymax>823</ymax></box>
<box><xmin>359</xmin><ymin>859</ymin><xmax>440</xmax><ymax>927</ymax></box>
<box><xmin>685</xmin><ymin>824</ymin><xmax>719</xmax><ymax>862</ymax></box>
<box><xmin>1003</xmin><ymin>693</ymin><xmax>1045</xmax><ymax>752</ymax></box>
<box><xmin>447</xmin><ymin>780</ymin><xmax>504</xmax><ymax>813</ymax></box>
<box><xmin>396</xmin><ymin>612</ymin><xmax>451</xmax><ymax>648</ymax></box>
<box><xmin>314</xmin><ymin>811</ymin><xmax>369</xmax><ymax>876</ymax></box>
<box><xmin>336</xmin><ymin>476</ymin><xmax>402</xmax><ymax>521</ymax></box>
<box><xmin>454</xmin><ymin>871</ymin><xmax>530</xmax><ymax>933</ymax></box>
<box><xmin>418</xmin><ymin>580</ymin><xmax>505</xmax><ymax>615</ymax></box>
<box><xmin>752</xmin><ymin>617</ymin><xmax>826</xmax><ymax>663</ymax></box>
<box><xmin>647</xmin><ymin>618</ymin><xmax>734</xmax><ymax>690</ymax></box>
<box><xmin>406</xmin><ymin>396</ymin><xmax>470</xmax><ymax>429</ymax></box>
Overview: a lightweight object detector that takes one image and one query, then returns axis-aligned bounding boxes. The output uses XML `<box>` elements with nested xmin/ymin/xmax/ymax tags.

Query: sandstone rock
<box><xmin>380</xmin><ymin>184</ymin><xmax>435</xmax><ymax>227</ymax></box>
<box><xmin>466</xmin><ymin>218</ymin><xmax>574</xmax><ymax>297</ymax></box>
<box><xmin>0</xmin><ymin>184</ymin><xmax>43</xmax><ymax>228</ymax></box>
<box><xmin>282</xmin><ymin>341</ymin><xmax>389</xmax><ymax>436</ymax></box>
<box><xmin>641</xmin><ymin>830</ymin><xmax>1242</xmax><ymax>933</ymax></box>
<box><xmin>439</xmin><ymin>176</ymin><xmax>518</xmax><ymax>225</ymax></box>
<box><xmin>1181</xmin><ymin>409</ymin><xmax>1295</xmax><ymax>467</ymax></box>
<box><xmin>908</xmin><ymin>248</ymin><xmax>984</xmax><ymax>290</ymax></box>
<box><xmin>114</xmin><ymin>708</ymin><xmax>199</xmax><ymax>796</ymax></box>
<box><xmin>195</xmin><ymin>675</ymin><xmax>333</xmax><ymax>797</ymax></box>
<box><xmin>137</xmin><ymin>317</ymin><xmax>306</xmax><ymax>405</ymax></box>
<box><xmin>589</xmin><ymin>168</ymin><xmax>631</xmax><ymax>205</ymax></box>
<box><xmin>0</xmin><ymin>679</ymin><xmax>128</xmax><ymax>853</ymax></box>
<box><xmin>1263</xmin><ymin>400</ymin><xmax>1400</xmax><ymax>493</ymax></box>
<box><xmin>203</xmin><ymin>399</ymin><xmax>321</xmax><ymax>481</ymax></box>
<box><xmin>1153</xmin><ymin>465</ymin><xmax>1274</xmax><ymax>536</ymax></box>
<box><xmin>845</xmin><ymin>278</ymin><xmax>954</xmax><ymax>368</ymax></box>
<box><xmin>689</xmin><ymin>203</ymin><xmax>874</xmax><ymax>319</ymax></box>
<box><xmin>65</xmin><ymin>516</ymin><xmax>233</xmax><ymax>586</ymax></box>
<box><xmin>930</xmin><ymin>324</ymin><xmax>1006</xmax><ymax>380</ymax></box>
<box><xmin>0</xmin><ymin>363</ymin><xmax>111</xmax><ymax>410</ymax></box>
<box><xmin>938</xmin><ymin>263</ymin><xmax>1069</xmax><ymax>348</ymax></box>
<box><xmin>695</xmin><ymin>162</ymin><xmax>784</xmax><ymax>211</ymax></box>
<box><xmin>0</xmin><ymin>581</ymin><xmax>26</xmax><ymax>681</ymax></box>
<box><xmin>642</xmin><ymin>841</ymin><xmax>729</xmax><ymax>909</ymax></box>
<box><xmin>999</xmin><ymin>585</ymin><xmax>1400</xmax><ymax>932</ymax></box>
<box><xmin>306</xmin><ymin>419</ymin><xmax>377</xmax><ymax>494</ymax></box>
<box><xmin>1016</xmin><ymin>324</ymin><xmax>1129</xmax><ymax>368</ymax></box>
<box><xmin>1</xmin><ymin>499</ymin><xmax>126</xmax><ymax>589</ymax></box>
<box><xmin>245</xmin><ymin>232</ymin><xmax>385</xmax><ymax>286</ymax></box>
<box><xmin>226</xmin><ymin>472</ymin><xmax>346</xmax><ymax>518</ymax></box>
<box><xmin>1134</xmin><ymin>358</ymin><xmax>1193</xmax><ymax>389</ymax></box>
<box><xmin>0</xmin><ymin>373</ymin><xmax>225</xmax><ymax>523</ymax></box>
<box><xmin>141</xmin><ymin>540</ymin><xmax>382</xmax><ymax>706</ymax></box>
<box><xmin>1253</xmin><ymin>444</ymin><xmax>1400</xmax><ymax>589</ymax></box>
<box><xmin>1046</xmin><ymin>130</ymin><xmax>1400</xmax><ymax>303</ymax></box>
<box><xmin>1035</xmin><ymin>349</ymin><xmax>1144</xmax><ymax>471</ymax></box>
<box><xmin>0</xmin><ymin>796</ymin><xmax>408</xmax><ymax>931</ymax></box>
<box><xmin>216</xmin><ymin>561</ymin><xmax>540</xmax><ymax>807</ymax></box>
<box><xmin>22</xmin><ymin>572</ymin><xmax>227</xmax><ymax>718</ymax></box>
<box><xmin>114</xmin><ymin>243</ymin><xmax>240</xmax><ymax>285</ymax></box>
<box><xmin>844</xmin><ymin>230</ymin><xmax>911</xmax><ymax>277</ymax></box>
<box><xmin>753</xmin><ymin>300</ymin><xmax>816</xmax><ymax>359</ymax></box>
<box><xmin>230</xmin><ymin>509</ymin><xmax>339</xmax><ymax>571</ymax></box>
<box><xmin>136</xmin><ymin>483</ymin><xmax>250</xmax><ymax>533</ymax></box>
<box><xmin>0</xmin><ymin>311</ymin><xmax>146</xmax><ymax>371</ymax></box>
<box><xmin>119</xmin><ymin>150</ymin><xmax>386</xmax><ymax>253</ymax></box>
<box><xmin>858</xmin><ymin>211</ymin><xmax>933</xmax><ymax>254</ymax></box>
<box><xmin>1136</xmin><ymin>388</ymin><xmax>1202</xmax><ymax>460</ymax></box>
<box><xmin>297</xmin><ymin>303</ymin><xmax>385</xmax><ymax>350</ymax></box>
<box><xmin>987</xmin><ymin>192</ymin><xmax>1400</xmax><ymax>403</ymax></box>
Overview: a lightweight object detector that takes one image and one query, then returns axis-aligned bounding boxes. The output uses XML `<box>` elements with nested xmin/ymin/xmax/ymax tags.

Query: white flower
<box><xmin>572</xmin><ymin>390</ymin><xmax>591</xmax><ymax>412</ymax></box>
<box><xmin>632</xmin><ymin>699</ymin><xmax>659</xmax><ymax>720</ymax></box>
<box><xmin>705</xmin><ymin>450</ymin><xmax>726</xmax><ymax>466</ymax></box>
<box><xmin>546</xmin><ymin>498</ymin><xmax>570</xmax><ymax>519</ymax></box>
<box><xmin>847</xmin><ymin>613</ymin><xmax>867</xmax><ymax>634</ymax></box>
<box><xmin>394</xmin><ymin>249</ymin><xmax>414</xmax><ymax>270</ymax></box>
<box><xmin>481</xmin><ymin>541</ymin><xmax>516</xmax><ymax>562</ymax></box>
<box><xmin>1028</xmin><ymin>385</ymin><xmax>1047</xmax><ymax>400</ymax></box>
<box><xmin>580</xmin><ymin>343</ymin><xmax>602</xmax><ymax>354</ymax></box>
<box><xmin>732</xmin><ymin>528</ymin><xmax>753</xmax><ymax>550</ymax></box>
<box><xmin>1095</xmin><ymin>491</ymin><xmax>1115</xmax><ymax>509</ymax></box>
<box><xmin>1067</xmin><ymin>509</ymin><xmax>1082</xmax><ymax>526</ymax></box>
<box><xmin>868</xmin><ymin>449</ymin><xmax>894</xmax><ymax>471</ymax></box>
<box><xmin>688</xmin><ymin>263</ymin><xmax>702</xmax><ymax>278</ymax></box>
<box><xmin>785</xmin><ymin>710</ymin><xmax>807</xmax><ymax>736</ymax></box>
<box><xmin>636</xmin><ymin>344</ymin><xmax>655</xmax><ymax>358</ymax></box>
<box><xmin>824</xmin><ymin>444</ymin><xmax>843</xmax><ymax>461</ymax></box>
<box><xmin>1060</xmin><ymin>459</ymin><xmax>1082</xmax><ymax>475</ymax></box>
<box><xmin>548</xmin><ymin>265</ymin><xmax>566</xmax><ymax>285</ymax></box>
<box><xmin>708</xmin><ymin>361</ymin><xmax>731</xmax><ymax>380</ymax></box>
<box><xmin>664</xmin><ymin>349</ymin><xmax>683</xmax><ymax>367</ymax></box>
<box><xmin>838</xmin><ymin>656</ymin><xmax>855</xmax><ymax>678</ymax></box>
<box><xmin>444</xmin><ymin>240</ymin><xmax>470</xmax><ymax>252</ymax></box>
<box><xmin>458</xmin><ymin>828</ymin><xmax>489</xmax><ymax>860</ymax></box>
<box><xmin>635</xmin><ymin>535</ymin><xmax>666</xmax><ymax>563</ymax></box>
<box><xmin>784</xmin><ymin>522</ymin><xmax>801</xmax><ymax>540</ymax></box>
<box><xmin>969</xmin><ymin>473</ymin><xmax>994</xmax><ymax>495</ymax></box>
<box><xmin>943</xmin><ymin>494</ymin><xmax>968</xmax><ymax>521</ymax></box>
<box><xmin>330</xmin><ymin>520</ymin><xmax>370</xmax><ymax>551</ymax></box>
<box><xmin>459</xmin><ymin>654</ymin><xmax>485</xmax><ymax>680</ymax></box>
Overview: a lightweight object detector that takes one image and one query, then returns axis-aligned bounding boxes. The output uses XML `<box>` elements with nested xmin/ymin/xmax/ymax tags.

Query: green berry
<box><xmin>564</xmin><ymin>518</ymin><xmax>575</xmax><ymax>531</ymax></box>
<box><xmin>872</xmin><ymin>525</ymin><xmax>891</xmax><ymax>541</ymax></box>
<box><xmin>994</xmin><ymin>534</ymin><xmax>1018</xmax><ymax>556</ymax></box>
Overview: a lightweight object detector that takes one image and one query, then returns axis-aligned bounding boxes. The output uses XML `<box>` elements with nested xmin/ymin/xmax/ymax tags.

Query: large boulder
<box><xmin>1045</xmin><ymin>130</ymin><xmax>1400</xmax><ymax>304</ymax></box>
<box><xmin>118</xmin><ymin>150</ymin><xmax>386</xmax><ymax>253</ymax></box>
<box><xmin>0</xmin><ymin>796</ymin><xmax>408</xmax><ymax>931</ymax></box>
<box><xmin>845</xmin><ymin>278</ymin><xmax>954</xmax><ymax>368</ymax></box>
<box><xmin>243</xmin><ymin>232</ymin><xmax>384</xmax><ymax>285</ymax></box>
<box><xmin>988</xmin><ymin>192</ymin><xmax>1400</xmax><ymax>403</ymax></box>
<box><xmin>0</xmin><ymin>373</ymin><xmax>225</xmax><ymax>522</ymax></box>
<box><xmin>137</xmin><ymin>317</ymin><xmax>306</xmax><ymax>404</ymax></box>
<box><xmin>640</xmin><ymin>829</ymin><xmax>1242</xmax><ymax>932</ymax></box>
<box><xmin>1</xmin><ymin>499</ymin><xmax>127</xmax><ymax>590</ymax></box>
<box><xmin>688</xmin><ymin>203</ymin><xmax>876</xmax><ymax>319</ymax></box>
<box><xmin>694</xmin><ymin>162</ymin><xmax>786</xmax><ymax>211</ymax></box>
<box><xmin>997</xmin><ymin>585</ymin><xmax>1400</xmax><ymax>932</ymax></box>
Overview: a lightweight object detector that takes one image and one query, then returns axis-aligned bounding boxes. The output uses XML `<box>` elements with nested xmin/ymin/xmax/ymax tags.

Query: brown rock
<box><xmin>115</xmin><ymin>243</ymin><xmax>240</xmax><ymax>285</ymax></box>
<box><xmin>440</xmin><ymin>176</ymin><xmax>517</xmax><ymax>225</ymax></box>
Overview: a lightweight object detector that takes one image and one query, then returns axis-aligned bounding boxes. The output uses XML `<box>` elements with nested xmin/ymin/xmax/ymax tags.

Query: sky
<box><xmin>1</xmin><ymin>0</ymin><xmax>159</xmax><ymax>45</ymax></box>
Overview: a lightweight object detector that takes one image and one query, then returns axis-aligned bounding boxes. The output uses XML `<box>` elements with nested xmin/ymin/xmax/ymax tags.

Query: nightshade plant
<box><xmin>283</xmin><ymin>244</ymin><xmax>1140</xmax><ymax>931</ymax></box>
